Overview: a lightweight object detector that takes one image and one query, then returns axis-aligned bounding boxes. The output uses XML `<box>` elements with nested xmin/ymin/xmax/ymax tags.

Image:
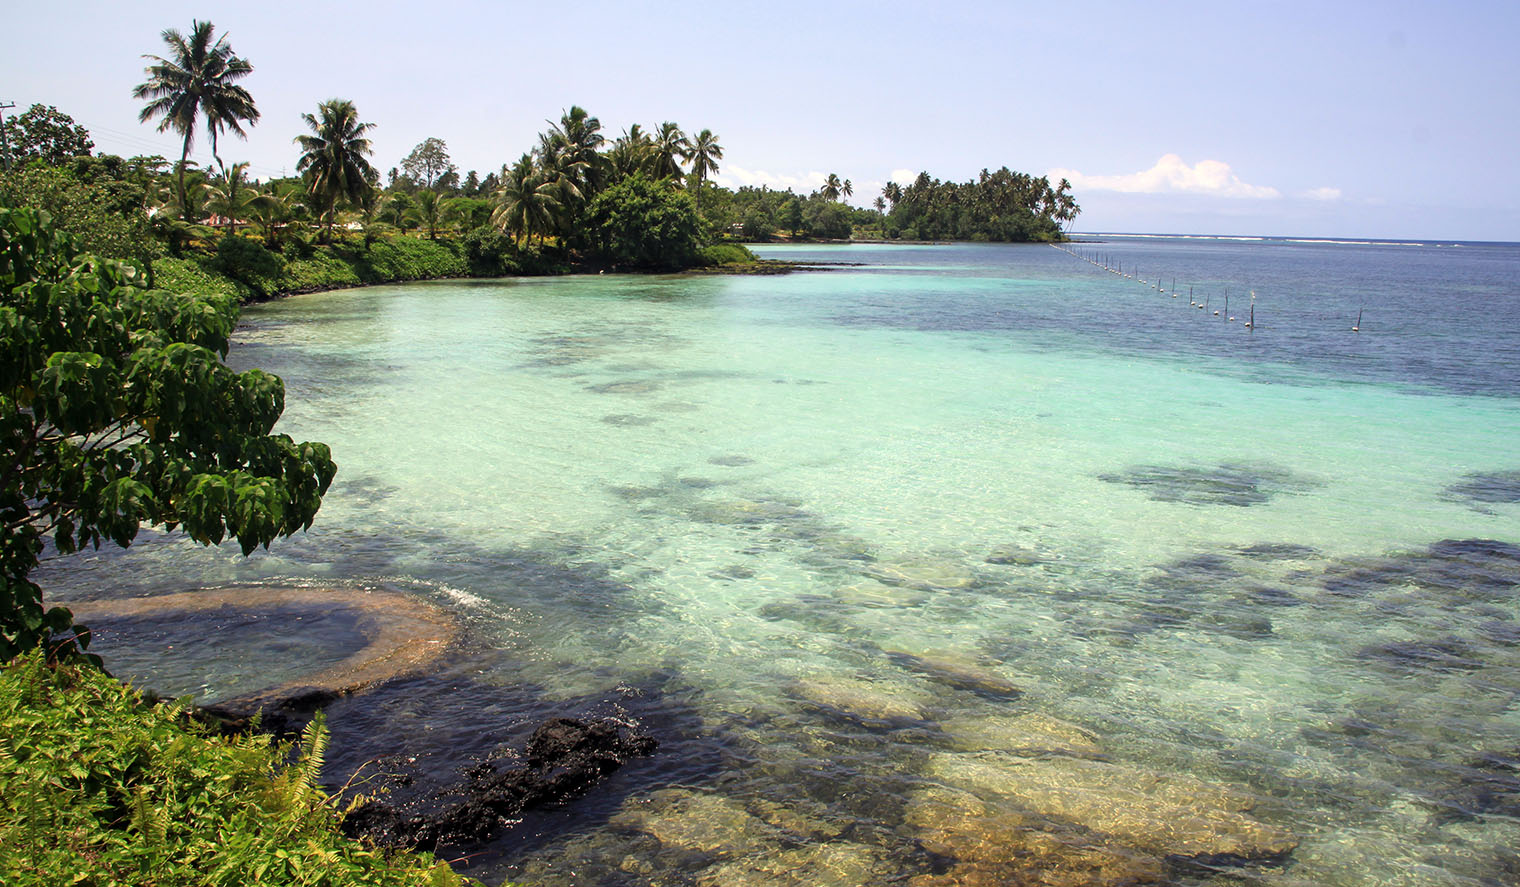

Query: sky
<box><xmin>6</xmin><ymin>0</ymin><xmax>1518</xmax><ymax>241</ymax></box>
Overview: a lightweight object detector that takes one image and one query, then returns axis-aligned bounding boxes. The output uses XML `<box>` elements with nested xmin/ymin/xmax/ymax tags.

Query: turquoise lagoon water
<box><xmin>43</xmin><ymin>237</ymin><xmax>1520</xmax><ymax>885</ymax></box>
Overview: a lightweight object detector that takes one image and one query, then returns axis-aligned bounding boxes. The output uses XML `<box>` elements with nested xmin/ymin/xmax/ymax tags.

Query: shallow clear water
<box><xmin>41</xmin><ymin>237</ymin><xmax>1520</xmax><ymax>885</ymax></box>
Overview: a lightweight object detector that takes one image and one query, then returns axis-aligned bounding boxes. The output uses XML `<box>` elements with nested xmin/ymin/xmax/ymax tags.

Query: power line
<box><xmin>85</xmin><ymin>123</ymin><xmax>289</xmax><ymax>181</ymax></box>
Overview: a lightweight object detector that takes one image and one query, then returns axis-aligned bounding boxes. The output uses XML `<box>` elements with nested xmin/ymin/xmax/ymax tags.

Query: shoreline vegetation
<box><xmin>2</xmin><ymin>101</ymin><xmax>1076</xmax><ymax>306</ymax></box>
<box><xmin>0</xmin><ymin>17</ymin><xmax>1079</xmax><ymax>886</ymax></box>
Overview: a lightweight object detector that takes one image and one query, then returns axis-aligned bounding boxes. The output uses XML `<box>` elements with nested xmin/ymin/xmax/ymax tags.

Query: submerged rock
<box><xmin>1097</xmin><ymin>461</ymin><xmax>1320</xmax><ymax>507</ymax></box>
<box><xmin>887</xmin><ymin>649</ymin><xmax>1024</xmax><ymax>698</ymax></box>
<box><xmin>865</xmin><ymin>558</ymin><xmax>978</xmax><ymax>590</ymax></box>
<box><xmin>747</xmin><ymin>797</ymin><xmax>845</xmax><ymax>840</ymax></box>
<box><xmin>587</xmin><ymin>379</ymin><xmax>661</xmax><ymax>394</ymax></box>
<box><xmin>792</xmin><ymin>675</ymin><xmax>930</xmax><ymax>724</ymax></box>
<box><xmin>1442</xmin><ymin>747</ymin><xmax>1520</xmax><ymax>821</ymax></box>
<box><xmin>939</xmin><ymin>712</ymin><xmax>1102</xmax><ymax>758</ymax></box>
<box><xmin>985</xmin><ymin>544</ymin><xmax>1056</xmax><ymax>566</ymax></box>
<box><xmin>708</xmin><ymin>454</ymin><xmax>756</xmax><ymax>466</ymax></box>
<box><xmin>1441</xmin><ymin>469</ymin><xmax>1520</xmax><ymax>507</ymax></box>
<box><xmin>689</xmin><ymin>498</ymin><xmax>809</xmax><ymax>526</ymax></box>
<box><xmin>1239</xmin><ymin>584</ymin><xmax>1305</xmax><ymax>607</ymax></box>
<box><xmin>1354</xmin><ymin>637</ymin><xmax>1486</xmax><ymax>675</ymax></box>
<box><xmin>610</xmin><ymin>788</ymin><xmax>780</xmax><ymax>857</ymax></box>
<box><xmin>833</xmin><ymin>579</ymin><xmax>928</xmax><ymax>608</ymax></box>
<box><xmin>1320</xmin><ymin>538</ymin><xmax>1520</xmax><ymax>603</ymax></box>
<box><xmin>1233</xmin><ymin>542</ymin><xmax>1320</xmax><ymax>561</ymax></box>
<box><xmin>695</xmin><ymin>841</ymin><xmax>892</xmax><ymax>887</ymax></box>
<box><xmin>69</xmin><ymin>585</ymin><xmax>459</xmax><ymax>712</ymax></box>
<box><xmin>904</xmin><ymin>785</ymin><xmax>1166</xmax><ymax>886</ymax></box>
<box><xmin>926</xmin><ymin>753</ymin><xmax>1296</xmax><ymax>864</ymax></box>
<box><xmin>1194</xmin><ymin>609</ymin><xmax>1275</xmax><ymax>640</ymax></box>
<box><xmin>601</xmin><ymin>413</ymin><xmax>658</xmax><ymax>426</ymax></box>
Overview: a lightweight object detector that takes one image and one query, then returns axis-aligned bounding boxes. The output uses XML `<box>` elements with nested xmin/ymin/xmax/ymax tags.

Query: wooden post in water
<box><xmin>1352</xmin><ymin>307</ymin><xmax>1362</xmax><ymax>332</ymax></box>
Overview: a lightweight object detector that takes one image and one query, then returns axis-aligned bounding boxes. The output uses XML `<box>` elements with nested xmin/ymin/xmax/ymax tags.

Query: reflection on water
<box><xmin>37</xmin><ymin>240</ymin><xmax>1520</xmax><ymax>886</ymax></box>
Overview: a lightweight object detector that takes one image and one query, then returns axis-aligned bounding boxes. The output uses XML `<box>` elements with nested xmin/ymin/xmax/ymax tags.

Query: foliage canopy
<box><xmin>0</xmin><ymin>207</ymin><xmax>335</xmax><ymax>661</ymax></box>
<box><xmin>1</xmin><ymin>104</ymin><xmax>94</xmax><ymax>168</ymax></box>
<box><xmin>585</xmin><ymin>174</ymin><xmax>701</xmax><ymax>270</ymax></box>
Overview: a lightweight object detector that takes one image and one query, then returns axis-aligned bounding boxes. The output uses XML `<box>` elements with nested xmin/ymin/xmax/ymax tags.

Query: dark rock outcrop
<box><xmin>343</xmin><ymin>716</ymin><xmax>657</xmax><ymax>851</ymax></box>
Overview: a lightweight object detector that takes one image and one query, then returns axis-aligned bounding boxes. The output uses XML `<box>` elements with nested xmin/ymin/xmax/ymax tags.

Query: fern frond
<box><xmin>293</xmin><ymin>713</ymin><xmax>328</xmax><ymax>798</ymax></box>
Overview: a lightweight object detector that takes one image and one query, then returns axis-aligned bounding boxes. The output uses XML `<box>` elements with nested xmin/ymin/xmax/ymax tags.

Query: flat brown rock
<box><xmin>927</xmin><ymin>754</ymin><xmax>1296</xmax><ymax>863</ymax></box>
<box><xmin>610</xmin><ymin>789</ymin><xmax>779</xmax><ymax>857</ymax></box>
<box><xmin>792</xmin><ymin>675</ymin><xmax>930</xmax><ymax>723</ymax></box>
<box><xmin>940</xmin><ymin>712</ymin><xmax>1103</xmax><ymax>758</ymax></box>
<box><xmin>888</xmin><ymin>649</ymin><xmax>1024</xmax><ymax>697</ymax></box>
<box><xmin>66</xmin><ymin>586</ymin><xmax>458</xmax><ymax>706</ymax></box>
<box><xmin>905</xmin><ymin>785</ymin><xmax>1165</xmax><ymax>886</ymax></box>
<box><xmin>695</xmin><ymin>841</ymin><xmax>891</xmax><ymax>887</ymax></box>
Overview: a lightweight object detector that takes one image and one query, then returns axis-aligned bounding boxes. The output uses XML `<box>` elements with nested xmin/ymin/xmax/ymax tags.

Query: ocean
<box><xmin>44</xmin><ymin>235</ymin><xmax>1520</xmax><ymax>885</ymax></box>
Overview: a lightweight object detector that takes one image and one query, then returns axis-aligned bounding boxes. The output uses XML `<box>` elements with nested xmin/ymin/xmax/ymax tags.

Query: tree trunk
<box><xmin>177</xmin><ymin>137</ymin><xmax>192</xmax><ymax>221</ymax></box>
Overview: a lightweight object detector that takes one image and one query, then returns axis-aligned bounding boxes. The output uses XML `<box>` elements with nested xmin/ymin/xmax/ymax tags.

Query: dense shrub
<box><xmin>585</xmin><ymin>175</ymin><xmax>701</xmax><ymax>270</ymax></box>
<box><xmin>697</xmin><ymin>243</ymin><xmax>758</xmax><ymax>266</ymax></box>
<box><xmin>150</xmin><ymin>256</ymin><xmax>253</xmax><ymax>302</ymax></box>
<box><xmin>461</xmin><ymin>225</ymin><xmax>521</xmax><ymax>276</ymax></box>
<box><xmin>339</xmin><ymin>237</ymin><xmax>468</xmax><ymax>282</ymax></box>
<box><xmin>282</xmin><ymin>235</ymin><xmax>316</xmax><ymax>260</ymax></box>
<box><xmin>278</xmin><ymin>250</ymin><xmax>363</xmax><ymax>292</ymax></box>
<box><xmin>0</xmin><ymin>651</ymin><xmax>467</xmax><ymax>886</ymax></box>
<box><xmin>213</xmin><ymin>233</ymin><xmax>285</xmax><ymax>296</ymax></box>
<box><xmin>0</xmin><ymin>165</ymin><xmax>161</xmax><ymax>263</ymax></box>
<box><xmin>803</xmin><ymin>200</ymin><xmax>852</xmax><ymax>240</ymax></box>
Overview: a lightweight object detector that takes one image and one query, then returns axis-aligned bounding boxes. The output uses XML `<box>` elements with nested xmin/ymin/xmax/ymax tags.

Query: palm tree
<box><xmin>822</xmin><ymin>173</ymin><xmax>843</xmax><ymax>202</ymax></box>
<box><xmin>204</xmin><ymin>161</ymin><xmax>252</xmax><ymax>235</ymax></box>
<box><xmin>842</xmin><ymin>179</ymin><xmax>853</xmax><ymax>201</ymax></box>
<box><xmin>687</xmin><ymin>128</ymin><xmax>723</xmax><ymax>215</ymax></box>
<box><xmin>651</xmin><ymin>121</ymin><xmax>690</xmax><ymax>182</ymax></box>
<box><xmin>873</xmin><ymin>196</ymin><xmax>886</xmax><ymax>215</ymax></box>
<box><xmin>293</xmin><ymin>99</ymin><xmax>377</xmax><ymax>240</ymax></box>
<box><xmin>382</xmin><ymin>191</ymin><xmax>416</xmax><ymax>231</ymax></box>
<box><xmin>246</xmin><ymin>188</ymin><xmax>299</xmax><ymax>248</ymax></box>
<box><xmin>133</xmin><ymin>20</ymin><xmax>259</xmax><ymax>218</ymax></box>
<box><xmin>883</xmin><ymin>181</ymin><xmax>902</xmax><ymax>210</ymax></box>
<box><xmin>1054</xmin><ymin>178</ymin><xmax>1080</xmax><ymax>232</ymax></box>
<box><xmin>414</xmin><ymin>189</ymin><xmax>448</xmax><ymax>240</ymax></box>
<box><xmin>539</xmin><ymin>106</ymin><xmax>607</xmax><ymax>208</ymax></box>
<box><xmin>491</xmin><ymin>153</ymin><xmax>561</xmax><ymax>247</ymax></box>
<box><xmin>609</xmin><ymin>124</ymin><xmax>653</xmax><ymax>181</ymax></box>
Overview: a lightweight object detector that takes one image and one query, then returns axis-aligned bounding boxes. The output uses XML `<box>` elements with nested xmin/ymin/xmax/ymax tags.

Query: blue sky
<box><xmin>8</xmin><ymin>1</ymin><xmax>1518</xmax><ymax>240</ymax></box>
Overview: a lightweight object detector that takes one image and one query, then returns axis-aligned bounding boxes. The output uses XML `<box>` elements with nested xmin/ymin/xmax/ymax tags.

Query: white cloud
<box><xmin>1304</xmin><ymin>186</ymin><xmax>1342</xmax><ymax>201</ymax></box>
<box><xmin>1047</xmin><ymin>154</ymin><xmax>1281</xmax><ymax>199</ymax></box>
<box><xmin>888</xmin><ymin>168</ymin><xmax>919</xmax><ymax>186</ymax></box>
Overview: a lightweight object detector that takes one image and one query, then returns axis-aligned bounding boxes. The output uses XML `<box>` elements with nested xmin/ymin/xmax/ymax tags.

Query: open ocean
<box><xmin>44</xmin><ymin>234</ymin><xmax>1520</xmax><ymax>886</ymax></box>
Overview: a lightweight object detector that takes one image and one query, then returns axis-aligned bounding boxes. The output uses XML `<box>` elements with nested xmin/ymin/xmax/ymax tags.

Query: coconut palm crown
<box><xmin>652</xmin><ymin>122</ymin><xmax>691</xmax><ymax>182</ymax></box>
<box><xmin>687</xmin><ymin>128</ymin><xmax>723</xmax><ymax>214</ymax></box>
<box><xmin>492</xmin><ymin>153</ymin><xmax>562</xmax><ymax>246</ymax></box>
<box><xmin>133</xmin><ymin>19</ymin><xmax>259</xmax><ymax>217</ymax></box>
<box><xmin>294</xmin><ymin>99</ymin><xmax>377</xmax><ymax>238</ymax></box>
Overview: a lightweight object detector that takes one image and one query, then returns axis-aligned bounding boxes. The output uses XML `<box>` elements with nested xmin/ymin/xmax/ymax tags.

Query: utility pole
<box><xmin>0</xmin><ymin>102</ymin><xmax>15</xmax><ymax>172</ymax></box>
